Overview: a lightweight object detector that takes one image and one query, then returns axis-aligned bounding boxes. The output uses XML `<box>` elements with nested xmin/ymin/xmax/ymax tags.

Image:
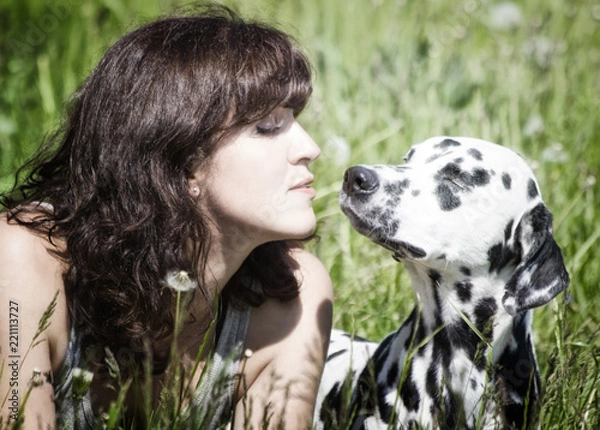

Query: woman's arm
<box><xmin>235</xmin><ymin>248</ymin><xmax>333</xmax><ymax>429</ymax></box>
<box><xmin>0</xmin><ymin>215</ymin><xmax>69</xmax><ymax>429</ymax></box>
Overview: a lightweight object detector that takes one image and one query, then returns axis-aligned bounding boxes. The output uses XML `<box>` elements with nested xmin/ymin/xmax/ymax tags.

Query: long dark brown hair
<box><xmin>1</xmin><ymin>5</ymin><xmax>313</xmax><ymax>373</ymax></box>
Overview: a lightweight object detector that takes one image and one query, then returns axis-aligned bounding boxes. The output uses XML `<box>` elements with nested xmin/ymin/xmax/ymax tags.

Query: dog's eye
<box><xmin>443</xmin><ymin>177</ymin><xmax>467</xmax><ymax>190</ymax></box>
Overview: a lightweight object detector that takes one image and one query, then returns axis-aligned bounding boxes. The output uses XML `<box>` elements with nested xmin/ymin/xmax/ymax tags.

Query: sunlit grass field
<box><xmin>1</xmin><ymin>0</ymin><xmax>598</xmax><ymax>428</ymax></box>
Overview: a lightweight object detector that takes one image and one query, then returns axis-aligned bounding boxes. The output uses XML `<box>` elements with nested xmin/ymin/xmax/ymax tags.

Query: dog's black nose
<box><xmin>342</xmin><ymin>166</ymin><xmax>379</xmax><ymax>196</ymax></box>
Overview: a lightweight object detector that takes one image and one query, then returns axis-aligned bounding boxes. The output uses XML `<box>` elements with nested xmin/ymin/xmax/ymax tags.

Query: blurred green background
<box><xmin>1</xmin><ymin>0</ymin><xmax>598</xmax><ymax>427</ymax></box>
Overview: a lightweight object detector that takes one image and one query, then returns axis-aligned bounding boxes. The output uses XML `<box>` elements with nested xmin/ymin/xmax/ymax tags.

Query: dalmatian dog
<box><xmin>315</xmin><ymin>137</ymin><xmax>569</xmax><ymax>429</ymax></box>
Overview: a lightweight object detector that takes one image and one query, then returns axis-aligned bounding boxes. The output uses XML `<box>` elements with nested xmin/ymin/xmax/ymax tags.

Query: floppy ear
<box><xmin>502</xmin><ymin>203</ymin><xmax>570</xmax><ymax>316</ymax></box>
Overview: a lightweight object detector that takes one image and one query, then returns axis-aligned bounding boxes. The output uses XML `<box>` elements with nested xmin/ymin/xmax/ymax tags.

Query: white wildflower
<box><xmin>488</xmin><ymin>2</ymin><xmax>523</xmax><ymax>31</ymax></box>
<box><xmin>72</xmin><ymin>368</ymin><xmax>94</xmax><ymax>400</ymax></box>
<box><xmin>586</xmin><ymin>175</ymin><xmax>596</xmax><ymax>188</ymax></box>
<box><xmin>325</xmin><ymin>135</ymin><xmax>351</xmax><ymax>166</ymax></box>
<box><xmin>162</xmin><ymin>270</ymin><xmax>197</xmax><ymax>292</ymax></box>
<box><xmin>523</xmin><ymin>114</ymin><xmax>545</xmax><ymax>137</ymax></box>
<box><xmin>541</xmin><ymin>142</ymin><xmax>568</xmax><ymax>164</ymax></box>
<box><xmin>524</xmin><ymin>36</ymin><xmax>555</xmax><ymax>70</ymax></box>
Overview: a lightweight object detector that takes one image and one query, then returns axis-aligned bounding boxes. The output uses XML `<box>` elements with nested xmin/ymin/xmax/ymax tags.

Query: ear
<box><xmin>502</xmin><ymin>203</ymin><xmax>570</xmax><ymax>316</ymax></box>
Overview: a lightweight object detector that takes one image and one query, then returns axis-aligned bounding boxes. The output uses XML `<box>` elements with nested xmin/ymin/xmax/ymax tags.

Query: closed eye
<box><xmin>254</xmin><ymin>107</ymin><xmax>294</xmax><ymax>136</ymax></box>
<box><xmin>255</xmin><ymin>115</ymin><xmax>283</xmax><ymax>135</ymax></box>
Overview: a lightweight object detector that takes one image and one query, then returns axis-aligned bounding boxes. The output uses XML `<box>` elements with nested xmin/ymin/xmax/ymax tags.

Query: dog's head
<box><xmin>340</xmin><ymin>136</ymin><xmax>569</xmax><ymax>315</ymax></box>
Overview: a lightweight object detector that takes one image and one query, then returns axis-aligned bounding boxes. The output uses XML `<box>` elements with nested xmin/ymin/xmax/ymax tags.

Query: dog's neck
<box><xmin>400</xmin><ymin>260</ymin><xmax>539</xmax><ymax>427</ymax></box>
<box><xmin>402</xmin><ymin>260</ymin><xmax>523</xmax><ymax>362</ymax></box>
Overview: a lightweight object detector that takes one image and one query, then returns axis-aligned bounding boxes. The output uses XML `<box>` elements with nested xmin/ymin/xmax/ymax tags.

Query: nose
<box><xmin>342</xmin><ymin>166</ymin><xmax>379</xmax><ymax>196</ymax></box>
<box><xmin>289</xmin><ymin>122</ymin><xmax>320</xmax><ymax>164</ymax></box>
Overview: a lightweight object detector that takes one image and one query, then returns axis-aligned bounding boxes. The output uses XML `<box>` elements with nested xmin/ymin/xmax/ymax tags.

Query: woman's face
<box><xmin>192</xmin><ymin>106</ymin><xmax>321</xmax><ymax>250</ymax></box>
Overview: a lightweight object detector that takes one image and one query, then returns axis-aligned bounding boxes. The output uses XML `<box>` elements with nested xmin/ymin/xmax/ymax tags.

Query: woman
<box><xmin>0</xmin><ymin>6</ymin><xmax>333</xmax><ymax>429</ymax></box>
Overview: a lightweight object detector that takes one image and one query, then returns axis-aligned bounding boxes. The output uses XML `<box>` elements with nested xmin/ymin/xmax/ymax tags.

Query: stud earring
<box><xmin>192</xmin><ymin>187</ymin><xmax>199</xmax><ymax>196</ymax></box>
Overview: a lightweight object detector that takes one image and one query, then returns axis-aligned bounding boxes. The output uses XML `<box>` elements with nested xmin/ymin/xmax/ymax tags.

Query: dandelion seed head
<box><xmin>586</xmin><ymin>175</ymin><xmax>596</xmax><ymax>188</ymax></box>
<box><xmin>524</xmin><ymin>36</ymin><xmax>555</xmax><ymax>70</ymax></box>
<box><xmin>541</xmin><ymin>142</ymin><xmax>568</xmax><ymax>164</ymax></box>
<box><xmin>523</xmin><ymin>114</ymin><xmax>545</xmax><ymax>137</ymax></box>
<box><xmin>163</xmin><ymin>270</ymin><xmax>197</xmax><ymax>292</ymax></box>
<box><xmin>488</xmin><ymin>2</ymin><xmax>523</xmax><ymax>31</ymax></box>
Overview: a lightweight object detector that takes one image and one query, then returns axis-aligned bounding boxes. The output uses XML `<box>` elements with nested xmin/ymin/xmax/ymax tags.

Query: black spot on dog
<box><xmin>411</xmin><ymin>189</ymin><xmax>421</xmax><ymax>197</ymax></box>
<box><xmin>404</xmin><ymin>308</ymin><xmax>427</xmax><ymax>354</ymax></box>
<box><xmin>467</xmin><ymin>148</ymin><xmax>483</xmax><ymax>160</ymax></box>
<box><xmin>474</xmin><ymin>297</ymin><xmax>497</xmax><ymax>333</ymax></box>
<box><xmin>504</xmin><ymin>219</ymin><xmax>514</xmax><ymax>242</ymax></box>
<box><xmin>319</xmin><ymin>381</ymin><xmax>344</xmax><ymax>425</ymax></box>
<box><xmin>360</xmin><ymin>207</ymin><xmax>400</xmax><ymax>238</ymax></box>
<box><xmin>488</xmin><ymin>242</ymin><xmax>517</xmax><ymax>273</ymax></box>
<box><xmin>527</xmin><ymin>178</ymin><xmax>539</xmax><ymax>199</ymax></box>
<box><xmin>400</xmin><ymin>364</ymin><xmax>420</xmax><ymax>412</ymax></box>
<box><xmin>437</xmin><ymin>162</ymin><xmax>491</xmax><ymax>189</ymax></box>
<box><xmin>387</xmin><ymin>362</ymin><xmax>399</xmax><ymax>388</ymax></box>
<box><xmin>326</xmin><ymin>349</ymin><xmax>348</xmax><ymax>362</ymax></box>
<box><xmin>434</xmin><ymin>324</ymin><xmax>452</xmax><ymax>368</ymax></box>
<box><xmin>384</xmin><ymin>179</ymin><xmax>410</xmax><ymax>196</ymax></box>
<box><xmin>377</xmin><ymin>386</ymin><xmax>394</xmax><ymax>423</ymax></box>
<box><xmin>436</xmin><ymin>183</ymin><xmax>461</xmax><ymax>211</ymax></box>
<box><xmin>377</xmin><ymin>209</ymin><xmax>400</xmax><ymax>236</ymax></box>
<box><xmin>502</xmin><ymin>172</ymin><xmax>512</xmax><ymax>190</ymax></box>
<box><xmin>384</xmin><ymin>179</ymin><xmax>410</xmax><ymax>207</ymax></box>
<box><xmin>438</xmin><ymin>162</ymin><xmax>463</xmax><ymax>179</ymax></box>
<box><xmin>425</xmin><ymin>363</ymin><xmax>440</xmax><ymax>402</ymax></box>
<box><xmin>435</xmin><ymin>138</ymin><xmax>461</xmax><ymax>149</ymax></box>
<box><xmin>470</xmin><ymin>378</ymin><xmax>478</xmax><ymax>390</ymax></box>
<box><xmin>354</xmin><ymin>360</ymin><xmax>390</xmax><ymax>423</ymax></box>
<box><xmin>429</xmin><ymin>270</ymin><xmax>443</xmax><ymax>286</ymax></box>
<box><xmin>495</xmin><ymin>314</ymin><xmax>541</xmax><ymax>429</ymax></box>
<box><xmin>454</xmin><ymin>157</ymin><xmax>464</xmax><ymax>164</ymax></box>
<box><xmin>460</xmin><ymin>266</ymin><xmax>471</xmax><ymax>276</ymax></box>
<box><xmin>455</xmin><ymin>280</ymin><xmax>473</xmax><ymax>303</ymax></box>
<box><xmin>471</xmin><ymin>168</ymin><xmax>490</xmax><ymax>186</ymax></box>
<box><xmin>442</xmin><ymin>391</ymin><xmax>459</xmax><ymax>428</ymax></box>
<box><xmin>404</xmin><ymin>147</ymin><xmax>416</xmax><ymax>162</ymax></box>
<box><xmin>447</xmin><ymin>318</ymin><xmax>479</xmax><ymax>360</ymax></box>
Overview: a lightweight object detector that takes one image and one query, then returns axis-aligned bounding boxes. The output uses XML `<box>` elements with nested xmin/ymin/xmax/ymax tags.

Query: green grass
<box><xmin>1</xmin><ymin>0</ymin><xmax>598</xmax><ymax>428</ymax></box>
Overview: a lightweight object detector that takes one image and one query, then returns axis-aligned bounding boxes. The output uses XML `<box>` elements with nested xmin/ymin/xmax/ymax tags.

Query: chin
<box><xmin>277</xmin><ymin>214</ymin><xmax>317</xmax><ymax>241</ymax></box>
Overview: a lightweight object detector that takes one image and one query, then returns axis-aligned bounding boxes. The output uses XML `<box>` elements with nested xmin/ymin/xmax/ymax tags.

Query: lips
<box><xmin>290</xmin><ymin>175</ymin><xmax>314</xmax><ymax>190</ymax></box>
<box><xmin>290</xmin><ymin>176</ymin><xmax>316</xmax><ymax>197</ymax></box>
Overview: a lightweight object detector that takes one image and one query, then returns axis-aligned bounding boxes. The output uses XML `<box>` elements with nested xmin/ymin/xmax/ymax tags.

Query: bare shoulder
<box><xmin>237</xmin><ymin>248</ymin><xmax>333</xmax><ymax>428</ymax></box>
<box><xmin>0</xmin><ymin>213</ymin><xmax>69</xmax><ymax>370</ymax></box>
<box><xmin>289</xmin><ymin>247</ymin><xmax>334</xmax><ymax>302</ymax></box>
